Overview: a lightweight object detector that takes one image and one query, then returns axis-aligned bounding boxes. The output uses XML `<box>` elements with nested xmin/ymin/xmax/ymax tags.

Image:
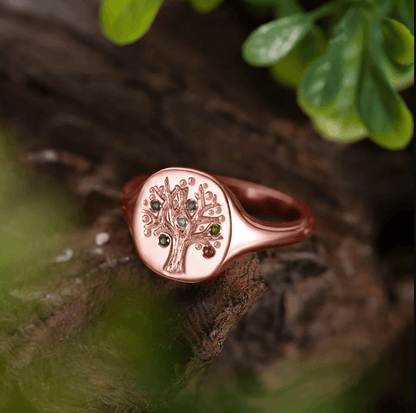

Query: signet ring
<box><xmin>120</xmin><ymin>167</ymin><xmax>316</xmax><ymax>283</ymax></box>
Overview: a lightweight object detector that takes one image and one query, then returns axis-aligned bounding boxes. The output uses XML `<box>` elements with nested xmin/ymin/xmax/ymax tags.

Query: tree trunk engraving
<box><xmin>165</xmin><ymin>233</ymin><xmax>186</xmax><ymax>273</ymax></box>
<box><xmin>142</xmin><ymin>176</ymin><xmax>226</xmax><ymax>274</ymax></box>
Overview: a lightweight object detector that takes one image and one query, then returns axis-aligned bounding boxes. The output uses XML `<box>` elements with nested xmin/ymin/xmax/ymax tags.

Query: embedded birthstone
<box><xmin>210</xmin><ymin>224</ymin><xmax>221</xmax><ymax>235</ymax></box>
<box><xmin>159</xmin><ymin>234</ymin><xmax>170</xmax><ymax>247</ymax></box>
<box><xmin>151</xmin><ymin>200</ymin><xmax>161</xmax><ymax>211</ymax></box>
<box><xmin>202</xmin><ymin>245</ymin><xmax>215</xmax><ymax>258</ymax></box>
<box><xmin>177</xmin><ymin>217</ymin><xmax>188</xmax><ymax>228</ymax></box>
<box><xmin>186</xmin><ymin>200</ymin><xmax>197</xmax><ymax>211</ymax></box>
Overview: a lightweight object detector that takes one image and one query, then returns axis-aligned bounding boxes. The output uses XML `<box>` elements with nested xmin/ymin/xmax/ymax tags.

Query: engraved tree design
<box><xmin>142</xmin><ymin>176</ymin><xmax>225</xmax><ymax>274</ymax></box>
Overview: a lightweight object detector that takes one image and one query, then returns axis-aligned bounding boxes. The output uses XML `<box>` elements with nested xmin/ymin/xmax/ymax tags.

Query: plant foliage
<box><xmin>98</xmin><ymin>0</ymin><xmax>414</xmax><ymax>149</ymax></box>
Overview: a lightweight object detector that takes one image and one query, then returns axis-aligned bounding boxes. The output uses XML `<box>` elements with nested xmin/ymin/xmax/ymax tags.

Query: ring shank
<box><xmin>214</xmin><ymin>175</ymin><xmax>304</xmax><ymax>222</ymax></box>
<box><xmin>213</xmin><ymin>175</ymin><xmax>316</xmax><ymax>263</ymax></box>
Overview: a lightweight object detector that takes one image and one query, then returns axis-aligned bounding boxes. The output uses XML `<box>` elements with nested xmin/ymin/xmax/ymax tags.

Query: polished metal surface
<box><xmin>120</xmin><ymin>167</ymin><xmax>316</xmax><ymax>283</ymax></box>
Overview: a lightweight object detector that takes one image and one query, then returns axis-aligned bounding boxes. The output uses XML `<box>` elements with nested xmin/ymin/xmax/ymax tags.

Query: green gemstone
<box><xmin>210</xmin><ymin>224</ymin><xmax>221</xmax><ymax>236</ymax></box>
<box><xmin>159</xmin><ymin>234</ymin><xmax>170</xmax><ymax>247</ymax></box>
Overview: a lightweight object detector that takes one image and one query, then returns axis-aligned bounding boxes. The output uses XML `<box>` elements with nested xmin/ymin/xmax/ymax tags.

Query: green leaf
<box><xmin>382</xmin><ymin>55</ymin><xmax>414</xmax><ymax>91</ymax></box>
<box><xmin>377</xmin><ymin>0</ymin><xmax>395</xmax><ymax>17</ymax></box>
<box><xmin>267</xmin><ymin>1</ymin><xmax>318</xmax><ymax>89</ymax></box>
<box><xmin>189</xmin><ymin>0</ymin><xmax>225</xmax><ymax>13</ymax></box>
<box><xmin>269</xmin><ymin>26</ymin><xmax>327</xmax><ymax>89</ymax></box>
<box><xmin>300</xmin><ymin>42</ymin><xmax>343</xmax><ymax>109</ymax></box>
<box><xmin>272</xmin><ymin>0</ymin><xmax>305</xmax><ymax>18</ymax></box>
<box><xmin>300</xmin><ymin>8</ymin><xmax>413</xmax><ymax>148</ymax></box>
<box><xmin>242</xmin><ymin>14</ymin><xmax>314</xmax><ymax>66</ymax></box>
<box><xmin>379</xmin><ymin>15</ymin><xmax>414</xmax><ymax>90</ymax></box>
<box><xmin>308</xmin><ymin>110</ymin><xmax>368</xmax><ymax>142</ymax></box>
<box><xmin>393</xmin><ymin>0</ymin><xmax>414</xmax><ymax>35</ymax></box>
<box><xmin>240</xmin><ymin>0</ymin><xmax>275</xmax><ymax>18</ymax></box>
<box><xmin>381</xmin><ymin>18</ymin><xmax>414</xmax><ymax>66</ymax></box>
<box><xmin>297</xmin><ymin>14</ymin><xmax>368</xmax><ymax>141</ymax></box>
<box><xmin>356</xmin><ymin>49</ymin><xmax>413</xmax><ymax>149</ymax></box>
<box><xmin>99</xmin><ymin>0</ymin><xmax>164</xmax><ymax>45</ymax></box>
<box><xmin>354</xmin><ymin>11</ymin><xmax>413</xmax><ymax>149</ymax></box>
<box><xmin>300</xmin><ymin>7</ymin><xmax>362</xmax><ymax>109</ymax></box>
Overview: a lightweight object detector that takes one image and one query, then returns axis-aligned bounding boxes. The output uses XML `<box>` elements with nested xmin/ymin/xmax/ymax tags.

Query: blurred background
<box><xmin>0</xmin><ymin>0</ymin><xmax>413</xmax><ymax>412</ymax></box>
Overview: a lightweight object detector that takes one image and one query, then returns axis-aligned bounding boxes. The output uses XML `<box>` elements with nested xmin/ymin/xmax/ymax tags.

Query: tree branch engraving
<box><xmin>142</xmin><ymin>177</ymin><xmax>225</xmax><ymax>274</ymax></box>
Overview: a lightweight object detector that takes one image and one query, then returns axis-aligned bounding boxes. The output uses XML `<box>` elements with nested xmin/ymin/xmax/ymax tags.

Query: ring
<box><xmin>120</xmin><ymin>167</ymin><xmax>316</xmax><ymax>283</ymax></box>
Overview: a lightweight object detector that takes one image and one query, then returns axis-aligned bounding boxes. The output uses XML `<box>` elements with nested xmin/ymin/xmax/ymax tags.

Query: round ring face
<box><xmin>133</xmin><ymin>168</ymin><xmax>231</xmax><ymax>282</ymax></box>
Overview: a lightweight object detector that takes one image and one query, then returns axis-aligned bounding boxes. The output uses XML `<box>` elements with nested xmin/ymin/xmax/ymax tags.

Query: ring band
<box><xmin>120</xmin><ymin>167</ymin><xmax>316</xmax><ymax>283</ymax></box>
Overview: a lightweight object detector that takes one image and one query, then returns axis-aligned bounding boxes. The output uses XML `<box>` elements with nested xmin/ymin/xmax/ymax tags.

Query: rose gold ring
<box><xmin>120</xmin><ymin>167</ymin><xmax>316</xmax><ymax>283</ymax></box>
